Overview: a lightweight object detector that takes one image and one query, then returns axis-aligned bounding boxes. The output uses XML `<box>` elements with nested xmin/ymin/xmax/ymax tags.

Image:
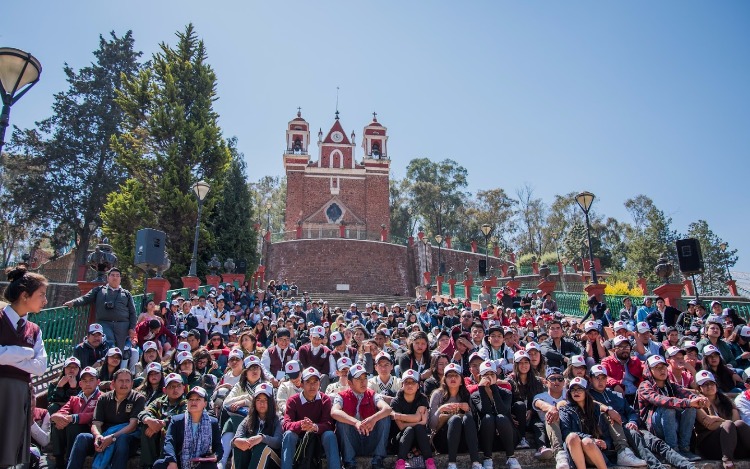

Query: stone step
<box><xmin>70</xmin><ymin>448</ymin><xmax>748</xmax><ymax>469</ymax></box>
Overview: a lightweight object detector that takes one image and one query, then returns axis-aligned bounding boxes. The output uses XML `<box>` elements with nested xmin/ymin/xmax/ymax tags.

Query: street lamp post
<box><xmin>421</xmin><ymin>236</ymin><xmax>429</xmax><ymax>277</ymax></box>
<box><xmin>481</xmin><ymin>224</ymin><xmax>492</xmax><ymax>278</ymax></box>
<box><xmin>264</xmin><ymin>201</ymin><xmax>272</xmax><ymax>265</ymax></box>
<box><xmin>719</xmin><ymin>242</ymin><xmax>733</xmax><ymax>282</ymax></box>
<box><xmin>435</xmin><ymin>234</ymin><xmax>443</xmax><ymax>275</ymax></box>
<box><xmin>575</xmin><ymin>191</ymin><xmax>598</xmax><ymax>284</ymax></box>
<box><xmin>0</xmin><ymin>48</ymin><xmax>42</xmax><ymax>155</ymax></box>
<box><xmin>188</xmin><ymin>180</ymin><xmax>210</xmax><ymax>277</ymax></box>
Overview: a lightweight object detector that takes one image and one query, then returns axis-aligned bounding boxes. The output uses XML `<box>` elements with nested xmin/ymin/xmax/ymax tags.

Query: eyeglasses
<box><xmin>548</xmin><ymin>376</ymin><xmax>564</xmax><ymax>382</ymax></box>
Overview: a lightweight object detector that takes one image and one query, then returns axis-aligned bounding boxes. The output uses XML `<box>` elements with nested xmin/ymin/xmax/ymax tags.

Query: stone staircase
<box><xmin>305</xmin><ymin>292</ymin><xmax>416</xmax><ymax>310</ymax></box>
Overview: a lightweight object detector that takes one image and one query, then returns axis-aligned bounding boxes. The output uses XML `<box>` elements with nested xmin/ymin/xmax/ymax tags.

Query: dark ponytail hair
<box><xmin>3</xmin><ymin>266</ymin><xmax>47</xmax><ymax>303</ymax></box>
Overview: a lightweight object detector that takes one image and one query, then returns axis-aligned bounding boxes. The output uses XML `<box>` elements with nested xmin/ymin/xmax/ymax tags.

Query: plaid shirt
<box><xmin>636</xmin><ymin>378</ymin><xmax>693</xmax><ymax>429</ymax></box>
<box><xmin>137</xmin><ymin>394</ymin><xmax>187</xmax><ymax>425</ymax></box>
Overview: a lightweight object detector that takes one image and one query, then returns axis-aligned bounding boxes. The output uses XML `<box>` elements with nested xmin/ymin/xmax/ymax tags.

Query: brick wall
<box><xmin>266</xmin><ymin>239</ymin><xmax>414</xmax><ymax>295</ymax></box>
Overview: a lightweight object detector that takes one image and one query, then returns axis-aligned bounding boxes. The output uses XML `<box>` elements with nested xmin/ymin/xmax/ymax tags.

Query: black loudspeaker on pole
<box><xmin>676</xmin><ymin>238</ymin><xmax>704</xmax><ymax>302</ymax></box>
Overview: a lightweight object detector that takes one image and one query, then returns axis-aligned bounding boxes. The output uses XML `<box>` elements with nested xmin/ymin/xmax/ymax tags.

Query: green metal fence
<box><xmin>30</xmin><ymin>305</ymin><xmax>90</xmax><ymax>368</ymax></box>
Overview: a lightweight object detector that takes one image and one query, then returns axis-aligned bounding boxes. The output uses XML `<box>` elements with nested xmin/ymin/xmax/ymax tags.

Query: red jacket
<box><xmin>135</xmin><ymin>320</ymin><xmax>178</xmax><ymax>349</ymax></box>
<box><xmin>55</xmin><ymin>388</ymin><xmax>101</xmax><ymax>425</ymax></box>
<box><xmin>601</xmin><ymin>355</ymin><xmax>644</xmax><ymax>391</ymax></box>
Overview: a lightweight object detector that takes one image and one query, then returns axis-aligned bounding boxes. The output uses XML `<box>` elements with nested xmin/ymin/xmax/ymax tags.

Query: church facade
<box><xmin>282</xmin><ymin>110</ymin><xmax>391</xmax><ymax>240</ymax></box>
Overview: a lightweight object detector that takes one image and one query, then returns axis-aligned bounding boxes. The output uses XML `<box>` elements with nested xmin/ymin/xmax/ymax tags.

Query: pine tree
<box><xmin>103</xmin><ymin>24</ymin><xmax>231</xmax><ymax>284</ymax></box>
<box><xmin>7</xmin><ymin>31</ymin><xmax>142</xmax><ymax>280</ymax></box>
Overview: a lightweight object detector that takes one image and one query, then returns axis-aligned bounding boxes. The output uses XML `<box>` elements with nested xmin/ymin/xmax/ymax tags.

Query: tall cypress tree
<box><xmin>208</xmin><ymin>137</ymin><xmax>258</xmax><ymax>271</ymax></box>
<box><xmin>103</xmin><ymin>24</ymin><xmax>231</xmax><ymax>284</ymax></box>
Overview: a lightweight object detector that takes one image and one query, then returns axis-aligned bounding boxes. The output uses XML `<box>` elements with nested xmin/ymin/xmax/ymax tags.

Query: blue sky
<box><xmin>3</xmin><ymin>1</ymin><xmax>749</xmax><ymax>271</ymax></box>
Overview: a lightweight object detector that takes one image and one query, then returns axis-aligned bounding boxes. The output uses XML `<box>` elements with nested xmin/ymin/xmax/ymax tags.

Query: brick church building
<box><xmin>282</xmin><ymin>110</ymin><xmax>391</xmax><ymax>240</ymax></box>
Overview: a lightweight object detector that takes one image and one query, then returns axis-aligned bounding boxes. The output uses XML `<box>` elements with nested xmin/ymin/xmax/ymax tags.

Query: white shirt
<box><xmin>532</xmin><ymin>390</ymin><xmax>567</xmax><ymax>421</ymax></box>
<box><xmin>0</xmin><ymin>305</ymin><xmax>47</xmax><ymax>376</ymax></box>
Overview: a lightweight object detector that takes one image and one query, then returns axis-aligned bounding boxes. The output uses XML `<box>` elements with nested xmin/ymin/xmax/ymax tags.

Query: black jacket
<box><xmin>471</xmin><ymin>384</ymin><xmax>512</xmax><ymax>418</ymax></box>
<box><xmin>540</xmin><ymin>337</ymin><xmax>581</xmax><ymax>369</ymax></box>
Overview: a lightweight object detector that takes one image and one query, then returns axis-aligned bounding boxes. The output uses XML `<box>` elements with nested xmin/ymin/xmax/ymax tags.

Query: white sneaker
<box><xmin>447</xmin><ymin>464</ymin><xmax>458</xmax><ymax>469</ymax></box>
<box><xmin>507</xmin><ymin>457</ymin><xmax>522</xmax><ymax>469</ymax></box>
<box><xmin>535</xmin><ymin>446</ymin><xmax>554</xmax><ymax>460</ymax></box>
<box><xmin>555</xmin><ymin>451</ymin><xmax>570</xmax><ymax>469</ymax></box>
<box><xmin>483</xmin><ymin>458</ymin><xmax>494</xmax><ymax>469</ymax></box>
<box><xmin>616</xmin><ymin>447</ymin><xmax>647</xmax><ymax>467</ymax></box>
<box><xmin>517</xmin><ymin>437</ymin><xmax>530</xmax><ymax>449</ymax></box>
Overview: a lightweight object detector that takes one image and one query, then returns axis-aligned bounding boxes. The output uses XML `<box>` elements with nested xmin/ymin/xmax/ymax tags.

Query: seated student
<box><xmin>390</xmin><ymin>369</ymin><xmax>435</xmax><ymax>469</ymax></box>
<box><xmin>153</xmin><ymin>386</ymin><xmax>222</xmax><ymax>469</ymax></box>
<box><xmin>601</xmin><ymin>336</ymin><xmax>643</xmax><ymax>405</ymax></box>
<box><xmin>734</xmin><ymin>366</ymin><xmax>750</xmax><ymax>425</ymax></box>
<box><xmin>50</xmin><ymin>366</ymin><xmax>101</xmax><ymax>469</ymax></box>
<box><xmin>98</xmin><ymin>347</ymin><xmax>124</xmax><ymax>392</ymax></box>
<box><xmin>367</xmin><ymin>352</ymin><xmax>401</xmax><ymax>404</ymax></box>
<box><xmin>533</xmin><ymin>367</ymin><xmax>569</xmax><ymax>469</ymax></box>
<box><xmin>693</xmin><ymin>370</ymin><xmax>750</xmax><ymax>467</ymax></box>
<box><xmin>137</xmin><ymin>373</ymin><xmax>187</xmax><ymax>468</ymax></box>
<box><xmin>331</xmin><ymin>363</ymin><xmax>392</xmax><ymax>469</ymax></box>
<box><xmin>281</xmin><ymin>367</ymin><xmax>340</xmax><ymax>469</ymax></box>
<box><xmin>48</xmin><ymin>357</ymin><xmax>82</xmax><ymax>414</ymax></box>
<box><xmin>275</xmin><ymin>360</ymin><xmax>303</xmax><ymax>417</ymax></box>
<box><xmin>135</xmin><ymin>362</ymin><xmax>166</xmax><ymax>405</ymax></box>
<box><xmin>507</xmin><ymin>350</ymin><xmax>545</xmax><ymax>450</ymax></box>
<box><xmin>588</xmin><ymin>365</ymin><xmax>681</xmax><ymax>468</ymax></box>
<box><xmin>232</xmin><ymin>383</ymin><xmax>282</xmax><ymax>469</ymax></box>
<box><xmin>135</xmin><ymin>341</ymin><xmax>163</xmax><ymax>377</ymax></box>
<box><xmin>666</xmin><ymin>346</ymin><xmax>696</xmax><ymax>390</ymax></box>
<box><xmin>637</xmin><ymin>355</ymin><xmax>704</xmax><ymax>461</ymax></box>
<box><xmin>326</xmin><ymin>356</ymin><xmax>353</xmax><ymax>395</ymax></box>
<box><xmin>428</xmin><ymin>363</ymin><xmax>482</xmax><ymax>469</ymax></box>
<box><xmin>559</xmin><ymin>377</ymin><xmax>614</xmax><ymax>469</ymax></box>
<box><xmin>67</xmin><ymin>369</ymin><xmax>146</xmax><ymax>469</ymax></box>
<box><xmin>471</xmin><ymin>361</ymin><xmax>521</xmax><ymax>469</ymax></box>
<box><xmin>73</xmin><ymin>323</ymin><xmax>111</xmax><ymax>369</ymax></box>
<box><xmin>220</xmin><ymin>355</ymin><xmax>266</xmax><ymax>468</ymax></box>
<box><xmin>702</xmin><ymin>345</ymin><xmax>744</xmax><ymax>393</ymax></box>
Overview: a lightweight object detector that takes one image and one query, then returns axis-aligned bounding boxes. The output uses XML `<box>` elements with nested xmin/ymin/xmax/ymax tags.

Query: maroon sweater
<box><xmin>282</xmin><ymin>392</ymin><xmax>335</xmax><ymax>435</ymax></box>
<box><xmin>0</xmin><ymin>310</ymin><xmax>40</xmax><ymax>383</ymax></box>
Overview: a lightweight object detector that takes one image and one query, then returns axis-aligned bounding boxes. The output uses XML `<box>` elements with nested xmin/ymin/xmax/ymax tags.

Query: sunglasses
<box><xmin>548</xmin><ymin>376</ymin><xmax>564</xmax><ymax>382</ymax></box>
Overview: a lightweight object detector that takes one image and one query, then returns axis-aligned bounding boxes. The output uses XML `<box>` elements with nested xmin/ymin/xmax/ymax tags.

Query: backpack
<box><xmin>186</xmin><ymin>313</ymin><xmax>199</xmax><ymax>329</ymax></box>
<box><xmin>293</xmin><ymin>431</ymin><xmax>323</xmax><ymax>469</ymax></box>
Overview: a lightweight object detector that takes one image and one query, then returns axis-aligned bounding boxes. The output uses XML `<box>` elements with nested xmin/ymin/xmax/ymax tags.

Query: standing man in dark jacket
<box><xmin>540</xmin><ymin>320</ymin><xmax>581</xmax><ymax>369</ymax></box>
<box><xmin>581</xmin><ymin>295</ymin><xmax>609</xmax><ymax>328</ymax></box>
<box><xmin>646</xmin><ymin>297</ymin><xmax>681</xmax><ymax>340</ymax></box>
<box><xmin>64</xmin><ymin>268</ymin><xmax>137</xmax><ymax>367</ymax></box>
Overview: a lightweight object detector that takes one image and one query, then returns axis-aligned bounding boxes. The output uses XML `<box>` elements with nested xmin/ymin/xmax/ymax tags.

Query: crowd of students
<box><xmin>18</xmin><ymin>279</ymin><xmax>750</xmax><ymax>469</ymax></box>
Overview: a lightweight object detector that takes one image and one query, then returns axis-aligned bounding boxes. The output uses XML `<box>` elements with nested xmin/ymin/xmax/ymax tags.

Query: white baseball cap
<box><xmin>164</xmin><ymin>373</ymin><xmax>183</xmax><ymax>386</ymax></box>
<box><xmin>740</xmin><ymin>326</ymin><xmax>750</xmax><ymax>338</ymax></box>
<box><xmin>647</xmin><ymin>355</ymin><xmax>667</xmax><ymax>367</ymax></box>
<box><xmin>568</xmin><ymin>377</ymin><xmax>588</xmax><ymax>389</ymax></box>
<box><xmin>695</xmin><ymin>370</ymin><xmax>716</xmax><ymax>386</ymax></box>
<box><xmin>613</xmin><ymin>335</ymin><xmax>630</xmax><ymax>347</ymax></box>
<box><xmin>570</xmin><ymin>355</ymin><xmax>586</xmax><ymax>367</ymax></box>
<box><xmin>703</xmin><ymin>345</ymin><xmax>721</xmax><ymax>357</ymax></box>
<box><xmin>80</xmin><ymin>366</ymin><xmax>98</xmax><ymax>378</ymax></box>
<box><xmin>88</xmin><ymin>323</ymin><xmax>104</xmax><ymax>335</ymax></box>
<box><xmin>636</xmin><ymin>322</ymin><xmax>651</xmax><ymax>334</ymax></box>
<box><xmin>176</xmin><ymin>351</ymin><xmax>193</xmax><ymax>364</ymax></box>
<box><xmin>401</xmin><ymin>369</ymin><xmax>420</xmax><ymax>382</ymax></box>
<box><xmin>665</xmin><ymin>346</ymin><xmax>685</xmax><ymax>358</ymax></box>
<box><xmin>106</xmin><ymin>347</ymin><xmax>122</xmax><ymax>357</ymax></box>
<box><xmin>347</xmin><ymin>364</ymin><xmax>367</xmax><ymax>379</ymax></box>
<box><xmin>525</xmin><ymin>342</ymin><xmax>541</xmax><ymax>352</ymax></box>
<box><xmin>590</xmin><ymin>364</ymin><xmax>607</xmax><ymax>376</ymax></box>
<box><xmin>176</xmin><ymin>342</ymin><xmax>191</xmax><ymax>352</ymax></box>
<box><xmin>254</xmin><ymin>382</ymin><xmax>274</xmax><ymax>397</ymax></box>
<box><xmin>142</xmin><ymin>341</ymin><xmax>158</xmax><ymax>353</ymax></box>
<box><xmin>64</xmin><ymin>357</ymin><xmax>81</xmax><ymax>368</ymax></box>
<box><xmin>513</xmin><ymin>350</ymin><xmax>530</xmax><ymax>363</ymax></box>
<box><xmin>337</xmin><ymin>357</ymin><xmax>353</xmax><ymax>370</ymax></box>
<box><xmin>228</xmin><ymin>349</ymin><xmax>243</xmax><ymax>361</ymax></box>
<box><xmin>479</xmin><ymin>361</ymin><xmax>497</xmax><ymax>376</ymax></box>
<box><xmin>612</xmin><ymin>321</ymin><xmax>627</xmax><ymax>331</ymax></box>
<box><xmin>303</xmin><ymin>366</ymin><xmax>323</xmax><ymax>381</ymax></box>
<box><xmin>285</xmin><ymin>360</ymin><xmax>301</xmax><ymax>378</ymax></box>
<box><xmin>330</xmin><ymin>331</ymin><xmax>344</xmax><ymax>346</ymax></box>
<box><xmin>310</xmin><ymin>326</ymin><xmax>325</xmax><ymax>338</ymax></box>
<box><xmin>186</xmin><ymin>386</ymin><xmax>207</xmax><ymax>400</ymax></box>
<box><xmin>375</xmin><ymin>352</ymin><xmax>393</xmax><ymax>363</ymax></box>
<box><xmin>584</xmin><ymin>321</ymin><xmax>598</xmax><ymax>333</ymax></box>
<box><xmin>243</xmin><ymin>355</ymin><xmax>261</xmax><ymax>368</ymax></box>
<box><xmin>444</xmin><ymin>363</ymin><xmax>463</xmax><ymax>375</ymax></box>
<box><xmin>145</xmin><ymin>362</ymin><xmax>162</xmax><ymax>374</ymax></box>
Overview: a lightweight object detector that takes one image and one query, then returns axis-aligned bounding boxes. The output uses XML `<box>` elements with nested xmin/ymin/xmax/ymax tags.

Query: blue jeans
<box><xmin>336</xmin><ymin>418</ymin><xmax>390</xmax><ymax>466</ymax></box>
<box><xmin>281</xmin><ymin>430</ymin><xmax>340</xmax><ymax>469</ymax></box>
<box><xmin>650</xmin><ymin>407</ymin><xmax>696</xmax><ymax>450</ymax></box>
<box><xmin>67</xmin><ymin>431</ymin><xmax>140</xmax><ymax>469</ymax></box>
